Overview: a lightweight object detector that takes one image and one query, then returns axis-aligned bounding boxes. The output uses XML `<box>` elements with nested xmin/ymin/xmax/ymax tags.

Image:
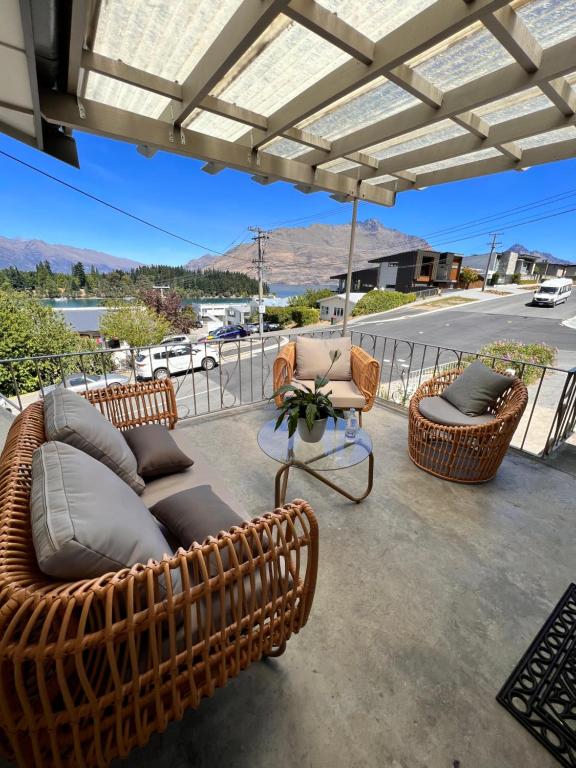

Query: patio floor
<box><xmin>2</xmin><ymin>402</ymin><xmax>573</xmax><ymax>768</ymax></box>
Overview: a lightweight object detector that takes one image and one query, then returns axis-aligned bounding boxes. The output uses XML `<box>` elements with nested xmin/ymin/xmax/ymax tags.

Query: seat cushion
<box><xmin>295</xmin><ymin>335</ymin><xmax>351</xmax><ymax>380</ymax></box>
<box><xmin>441</xmin><ymin>361</ymin><xmax>513</xmax><ymax>416</ymax></box>
<box><xmin>123</xmin><ymin>424</ymin><xmax>193</xmax><ymax>479</ymax></box>
<box><xmin>418</xmin><ymin>396</ymin><xmax>496</xmax><ymax>427</ymax></box>
<box><xmin>291</xmin><ymin>378</ymin><xmax>366</xmax><ymax>409</ymax></box>
<box><xmin>31</xmin><ymin>442</ymin><xmax>178</xmax><ymax>590</ymax></box>
<box><xmin>44</xmin><ymin>387</ymin><xmax>144</xmax><ymax>494</ymax></box>
<box><xmin>141</xmin><ymin>427</ymin><xmax>249</xmax><ymax>518</ymax></box>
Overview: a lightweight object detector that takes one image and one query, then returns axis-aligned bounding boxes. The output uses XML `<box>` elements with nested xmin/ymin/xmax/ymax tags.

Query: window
<box><xmin>333</xmin><ymin>307</ymin><xmax>344</xmax><ymax>317</ymax></box>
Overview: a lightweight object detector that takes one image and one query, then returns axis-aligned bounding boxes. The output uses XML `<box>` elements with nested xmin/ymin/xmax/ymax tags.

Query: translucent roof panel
<box><xmin>217</xmin><ymin>21</ymin><xmax>350</xmax><ymax>116</ymax></box>
<box><xmin>411</xmin><ymin>26</ymin><xmax>513</xmax><ymax>90</ymax></box>
<box><xmin>315</xmin><ymin>0</ymin><xmax>438</xmax><ymax>41</ymax></box>
<box><xmin>186</xmin><ymin>111</ymin><xmax>249</xmax><ymax>142</ymax></box>
<box><xmin>84</xmin><ymin>73</ymin><xmax>170</xmax><ymax>118</ymax></box>
<box><xmin>408</xmin><ymin>148</ymin><xmax>503</xmax><ymax>175</ymax></box>
<box><xmin>364</xmin><ymin>174</ymin><xmax>398</xmax><ymax>186</ymax></box>
<box><xmin>475</xmin><ymin>87</ymin><xmax>551</xmax><ymax>125</ymax></box>
<box><xmin>517</xmin><ymin>0</ymin><xmax>576</xmax><ymax>47</ymax></box>
<box><xmin>262</xmin><ymin>137</ymin><xmax>311</xmax><ymax>160</ymax></box>
<box><xmin>364</xmin><ymin>120</ymin><xmax>469</xmax><ymax>161</ymax></box>
<box><xmin>302</xmin><ymin>80</ymin><xmax>419</xmax><ymax>141</ymax></box>
<box><xmin>319</xmin><ymin>159</ymin><xmax>361</xmax><ymax>173</ymax></box>
<box><xmin>90</xmin><ymin>0</ymin><xmax>244</xmax><ymax>81</ymax></box>
<box><xmin>516</xmin><ymin>126</ymin><xmax>576</xmax><ymax>150</ymax></box>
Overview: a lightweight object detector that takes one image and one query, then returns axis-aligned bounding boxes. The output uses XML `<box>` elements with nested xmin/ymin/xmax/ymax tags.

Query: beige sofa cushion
<box><xmin>291</xmin><ymin>378</ymin><xmax>366</xmax><ymax>409</ymax></box>
<box><xmin>296</xmin><ymin>335</ymin><xmax>352</xmax><ymax>380</ymax></box>
<box><xmin>44</xmin><ymin>388</ymin><xmax>144</xmax><ymax>494</ymax></box>
<box><xmin>141</xmin><ymin>428</ymin><xmax>250</xmax><ymax>518</ymax></box>
<box><xmin>31</xmin><ymin>442</ymin><xmax>178</xmax><ymax>592</ymax></box>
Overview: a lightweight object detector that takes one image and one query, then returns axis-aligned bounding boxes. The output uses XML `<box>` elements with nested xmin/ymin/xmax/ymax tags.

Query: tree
<box><xmin>99</xmin><ymin>303</ymin><xmax>170</xmax><ymax>348</ymax></box>
<box><xmin>139</xmin><ymin>288</ymin><xmax>197</xmax><ymax>332</ymax></box>
<box><xmin>288</xmin><ymin>288</ymin><xmax>334</xmax><ymax>308</ymax></box>
<box><xmin>72</xmin><ymin>261</ymin><xmax>87</xmax><ymax>288</ymax></box>
<box><xmin>0</xmin><ymin>292</ymin><xmax>105</xmax><ymax>395</ymax></box>
<box><xmin>459</xmin><ymin>267</ymin><xmax>480</xmax><ymax>289</ymax></box>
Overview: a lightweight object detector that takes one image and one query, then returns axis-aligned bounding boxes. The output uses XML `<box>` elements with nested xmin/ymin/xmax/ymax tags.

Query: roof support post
<box><xmin>342</xmin><ymin>197</ymin><xmax>358</xmax><ymax>336</ymax></box>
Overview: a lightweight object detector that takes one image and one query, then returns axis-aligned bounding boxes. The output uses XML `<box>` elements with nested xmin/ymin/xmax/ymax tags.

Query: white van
<box><xmin>135</xmin><ymin>343</ymin><xmax>220</xmax><ymax>381</ymax></box>
<box><xmin>532</xmin><ymin>278</ymin><xmax>572</xmax><ymax>307</ymax></box>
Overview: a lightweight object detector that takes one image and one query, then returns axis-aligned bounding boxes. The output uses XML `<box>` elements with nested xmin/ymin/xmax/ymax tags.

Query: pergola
<box><xmin>1</xmin><ymin>0</ymin><xmax>575</xmax><ymax>325</ymax></box>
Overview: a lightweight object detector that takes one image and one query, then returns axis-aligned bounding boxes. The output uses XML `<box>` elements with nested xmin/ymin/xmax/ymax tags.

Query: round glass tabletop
<box><xmin>257</xmin><ymin>417</ymin><xmax>372</xmax><ymax>471</ymax></box>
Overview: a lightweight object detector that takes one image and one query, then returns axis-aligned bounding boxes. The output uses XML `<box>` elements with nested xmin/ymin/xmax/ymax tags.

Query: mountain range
<box><xmin>0</xmin><ymin>235</ymin><xmax>143</xmax><ymax>273</ymax></box>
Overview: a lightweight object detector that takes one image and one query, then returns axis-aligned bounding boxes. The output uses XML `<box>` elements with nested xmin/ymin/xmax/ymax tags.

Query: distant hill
<box><xmin>188</xmin><ymin>219</ymin><xmax>431</xmax><ymax>285</ymax></box>
<box><xmin>0</xmin><ymin>235</ymin><xmax>143</xmax><ymax>273</ymax></box>
<box><xmin>464</xmin><ymin>243</ymin><xmax>575</xmax><ymax>270</ymax></box>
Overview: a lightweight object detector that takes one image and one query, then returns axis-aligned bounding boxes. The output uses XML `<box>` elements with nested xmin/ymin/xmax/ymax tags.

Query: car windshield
<box><xmin>538</xmin><ymin>287</ymin><xmax>558</xmax><ymax>294</ymax></box>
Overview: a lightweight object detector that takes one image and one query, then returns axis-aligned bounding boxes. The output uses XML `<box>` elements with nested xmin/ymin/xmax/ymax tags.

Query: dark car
<box><xmin>244</xmin><ymin>321</ymin><xmax>282</xmax><ymax>334</ymax></box>
<box><xmin>198</xmin><ymin>325</ymin><xmax>250</xmax><ymax>343</ymax></box>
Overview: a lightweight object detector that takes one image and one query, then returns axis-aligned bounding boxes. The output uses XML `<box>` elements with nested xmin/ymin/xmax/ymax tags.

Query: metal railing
<box><xmin>1</xmin><ymin>329</ymin><xmax>574</xmax><ymax>458</ymax></box>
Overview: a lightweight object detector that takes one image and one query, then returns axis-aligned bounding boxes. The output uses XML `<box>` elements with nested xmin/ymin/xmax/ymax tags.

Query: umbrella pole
<box><xmin>342</xmin><ymin>196</ymin><xmax>358</xmax><ymax>336</ymax></box>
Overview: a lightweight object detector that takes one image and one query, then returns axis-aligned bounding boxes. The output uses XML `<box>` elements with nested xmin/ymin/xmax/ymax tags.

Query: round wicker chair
<box><xmin>408</xmin><ymin>369</ymin><xmax>529</xmax><ymax>483</ymax></box>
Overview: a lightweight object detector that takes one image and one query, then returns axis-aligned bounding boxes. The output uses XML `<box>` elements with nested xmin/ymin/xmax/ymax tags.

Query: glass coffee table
<box><xmin>258</xmin><ymin>417</ymin><xmax>374</xmax><ymax>507</ymax></box>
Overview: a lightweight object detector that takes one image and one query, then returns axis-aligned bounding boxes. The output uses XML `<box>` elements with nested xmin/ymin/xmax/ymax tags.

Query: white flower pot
<box><xmin>297</xmin><ymin>417</ymin><xmax>328</xmax><ymax>443</ymax></box>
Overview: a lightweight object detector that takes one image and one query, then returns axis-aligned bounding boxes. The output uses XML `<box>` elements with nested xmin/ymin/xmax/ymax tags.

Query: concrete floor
<box><xmin>2</xmin><ymin>403</ymin><xmax>573</xmax><ymax>768</ymax></box>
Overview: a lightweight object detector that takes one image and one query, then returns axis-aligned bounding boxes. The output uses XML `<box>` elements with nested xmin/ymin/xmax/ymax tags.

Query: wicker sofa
<box><xmin>408</xmin><ymin>369</ymin><xmax>528</xmax><ymax>482</ymax></box>
<box><xmin>0</xmin><ymin>380</ymin><xmax>318</xmax><ymax>768</ymax></box>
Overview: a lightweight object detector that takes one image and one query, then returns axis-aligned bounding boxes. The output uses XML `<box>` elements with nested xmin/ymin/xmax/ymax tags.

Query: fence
<box><xmin>1</xmin><ymin>330</ymin><xmax>574</xmax><ymax>457</ymax></box>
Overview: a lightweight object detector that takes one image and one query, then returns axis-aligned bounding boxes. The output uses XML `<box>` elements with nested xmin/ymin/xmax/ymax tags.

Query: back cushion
<box><xmin>31</xmin><ymin>442</ymin><xmax>180</xmax><ymax>593</ymax></box>
<box><xmin>296</xmin><ymin>335</ymin><xmax>352</xmax><ymax>381</ymax></box>
<box><xmin>44</xmin><ymin>387</ymin><xmax>144</xmax><ymax>494</ymax></box>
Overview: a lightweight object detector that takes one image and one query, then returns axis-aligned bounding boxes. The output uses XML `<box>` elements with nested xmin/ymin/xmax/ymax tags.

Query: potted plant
<box><xmin>272</xmin><ymin>350</ymin><xmax>341</xmax><ymax>442</ymax></box>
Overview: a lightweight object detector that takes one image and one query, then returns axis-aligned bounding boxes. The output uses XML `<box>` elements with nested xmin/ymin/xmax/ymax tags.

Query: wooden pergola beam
<box><xmin>67</xmin><ymin>0</ymin><xmax>89</xmax><ymax>95</ymax></box>
<box><xmin>482</xmin><ymin>5</ymin><xmax>542</xmax><ymax>73</ymax></box>
<box><xmin>539</xmin><ymin>77</ymin><xmax>576</xmax><ymax>117</ymax></box>
<box><xmin>284</xmin><ymin>0</ymin><xmax>375</xmax><ymax>65</ymax></box>
<box><xmin>386</xmin><ymin>65</ymin><xmax>444</xmax><ymax>108</ymax></box>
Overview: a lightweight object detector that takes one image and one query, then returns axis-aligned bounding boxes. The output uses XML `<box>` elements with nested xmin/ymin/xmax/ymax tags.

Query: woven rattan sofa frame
<box><xmin>272</xmin><ymin>341</ymin><xmax>380</xmax><ymax>423</ymax></box>
<box><xmin>408</xmin><ymin>369</ymin><xmax>528</xmax><ymax>483</ymax></box>
<box><xmin>0</xmin><ymin>379</ymin><xmax>318</xmax><ymax>768</ymax></box>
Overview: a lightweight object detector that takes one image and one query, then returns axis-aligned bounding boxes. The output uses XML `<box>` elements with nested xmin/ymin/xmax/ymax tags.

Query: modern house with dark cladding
<box><xmin>331</xmin><ymin>250</ymin><xmax>463</xmax><ymax>294</ymax></box>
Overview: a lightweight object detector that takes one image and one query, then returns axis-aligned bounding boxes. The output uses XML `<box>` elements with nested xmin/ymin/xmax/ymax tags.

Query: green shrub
<box><xmin>263</xmin><ymin>307</ymin><xmax>294</xmax><ymax>327</ymax></box>
<box><xmin>288</xmin><ymin>288</ymin><xmax>333</xmax><ymax>308</ymax></box>
<box><xmin>473</xmin><ymin>339</ymin><xmax>556</xmax><ymax>385</ymax></box>
<box><xmin>489</xmin><ymin>272</ymin><xmax>500</xmax><ymax>286</ymax></box>
<box><xmin>511</xmin><ymin>273</ymin><xmax>522</xmax><ymax>284</ymax></box>
<box><xmin>291</xmin><ymin>307</ymin><xmax>320</xmax><ymax>326</ymax></box>
<box><xmin>352</xmin><ymin>290</ymin><xmax>416</xmax><ymax>316</ymax></box>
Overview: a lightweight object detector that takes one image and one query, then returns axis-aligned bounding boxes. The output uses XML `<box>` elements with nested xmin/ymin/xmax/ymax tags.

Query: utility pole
<box><xmin>342</xmin><ymin>197</ymin><xmax>358</xmax><ymax>335</ymax></box>
<box><xmin>249</xmin><ymin>226</ymin><xmax>269</xmax><ymax>335</ymax></box>
<box><xmin>482</xmin><ymin>233</ymin><xmax>501</xmax><ymax>291</ymax></box>
<box><xmin>153</xmin><ymin>284</ymin><xmax>170</xmax><ymax>299</ymax></box>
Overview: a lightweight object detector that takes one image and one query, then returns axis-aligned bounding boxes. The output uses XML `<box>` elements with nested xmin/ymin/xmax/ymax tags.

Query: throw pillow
<box><xmin>441</xmin><ymin>361</ymin><xmax>513</xmax><ymax>416</ymax></box>
<box><xmin>44</xmin><ymin>387</ymin><xmax>144</xmax><ymax>494</ymax></box>
<box><xmin>296</xmin><ymin>335</ymin><xmax>352</xmax><ymax>380</ymax></box>
<box><xmin>31</xmin><ymin>442</ymin><xmax>180</xmax><ymax>593</ymax></box>
<box><xmin>123</xmin><ymin>424</ymin><xmax>193</xmax><ymax>479</ymax></box>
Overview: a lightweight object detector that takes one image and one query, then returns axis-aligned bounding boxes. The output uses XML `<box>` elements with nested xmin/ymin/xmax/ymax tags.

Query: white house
<box><xmin>318</xmin><ymin>293</ymin><xmax>365</xmax><ymax>321</ymax></box>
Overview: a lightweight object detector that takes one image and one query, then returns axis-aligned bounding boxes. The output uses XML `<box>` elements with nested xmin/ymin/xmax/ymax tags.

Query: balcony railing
<box><xmin>1</xmin><ymin>329</ymin><xmax>574</xmax><ymax>458</ymax></box>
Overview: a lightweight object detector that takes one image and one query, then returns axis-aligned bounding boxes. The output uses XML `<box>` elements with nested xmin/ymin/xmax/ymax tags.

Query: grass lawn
<box><xmin>418</xmin><ymin>296</ymin><xmax>478</xmax><ymax>309</ymax></box>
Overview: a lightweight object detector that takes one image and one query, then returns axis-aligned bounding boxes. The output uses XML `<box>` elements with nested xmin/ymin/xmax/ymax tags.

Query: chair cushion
<box><xmin>140</xmin><ymin>427</ymin><xmax>250</xmax><ymax>518</ymax></box>
<box><xmin>31</xmin><ymin>442</ymin><xmax>178</xmax><ymax>591</ymax></box>
<box><xmin>291</xmin><ymin>378</ymin><xmax>366</xmax><ymax>409</ymax></box>
<box><xmin>123</xmin><ymin>424</ymin><xmax>193</xmax><ymax>479</ymax></box>
<box><xmin>441</xmin><ymin>361</ymin><xmax>512</xmax><ymax>416</ymax></box>
<box><xmin>295</xmin><ymin>335</ymin><xmax>351</xmax><ymax>380</ymax></box>
<box><xmin>151</xmin><ymin>486</ymin><xmax>246</xmax><ymax>549</ymax></box>
<box><xmin>44</xmin><ymin>387</ymin><xmax>144</xmax><ymax>494</ymax></box>
<box><xmin>418</xmin><ymin>396</ymin><xmax>496</xmax><ymax>427</ymax></box>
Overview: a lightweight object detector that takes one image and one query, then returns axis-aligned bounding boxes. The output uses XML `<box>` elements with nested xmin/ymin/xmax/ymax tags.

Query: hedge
<box><xmin>472</xmin><ymin>340</ymin><xmax>556</xmax><ymax>385</ymax></box>
<box><xmin>352</xmin><ymin>290</ymin><xmax>416</xmax><ymax>316</ymax></box>
<box><xmin>264</xmin><ymin>306</ymin><xmax>320</xmax><ymax>327</ymax></box>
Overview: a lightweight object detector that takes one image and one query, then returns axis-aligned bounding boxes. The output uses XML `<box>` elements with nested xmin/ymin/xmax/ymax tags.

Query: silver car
<box><xmin>43</xmin><ymin>372</ymin><xmax>130</xmax><ymax>395</ymax></box>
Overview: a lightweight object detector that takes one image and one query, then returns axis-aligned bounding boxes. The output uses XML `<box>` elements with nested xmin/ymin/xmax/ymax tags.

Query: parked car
<box><xmin>43</xmin><ymin>372</ymin><xmax>130</xmax><ymax>395</ymax></box>
<box><xmin>532</xmin><ymin>278</ymin><xmax>572</xmax><ymax>306</ymax></box>
<box><xmin>198</xmin><ymin>325</ymin><xmax>250</xmax><ymax>343</ymax></box>
<box><xmin>135</xmin><ymin>343</ymin><xmax>220</xmax><ymax>380</ymax></box>
<box><xmin>243</xmin><ymin>321</ymin><xmax>282</xmax><ymax>334</ymax></box>
<box><xmin>160</xmin><ymin>333</ymin><xmax>192</xmax><ymax>345</ymax></box>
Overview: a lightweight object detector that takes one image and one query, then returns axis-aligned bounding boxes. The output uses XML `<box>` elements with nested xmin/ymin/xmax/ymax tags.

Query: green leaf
<box><xmin>287</xmin><ymin>408</ymin><xmax>299</xmax><ymax>437</ymax></box>
<box><xmin>305</xmin><ymin>402</ymin><xmax>317</xmax><ymax>431</ymax></box>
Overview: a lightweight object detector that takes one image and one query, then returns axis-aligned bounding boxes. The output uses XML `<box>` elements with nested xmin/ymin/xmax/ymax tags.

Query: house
<box><xmin>331</xmin><ymin>250</ymin><xmax>462</xmax><ymax>294</ymax></box>
<box><xmin>464</xmin><ymin>250</ymin><xmax>576</xmax><ymax>283</ymax></box>
<box><xmin>318</xmin><ymin>292</ymin><xmax>365</xmax><ymax>321</ymax></box>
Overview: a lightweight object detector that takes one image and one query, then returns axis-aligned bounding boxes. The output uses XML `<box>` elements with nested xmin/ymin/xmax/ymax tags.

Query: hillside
<box><xmin>0</xmin><ymin>235</ymin><xmax>143</xmax><ymax>273</ymax></box>
<box><xmin>188</xmin><ymin>219</ymin><xmax>431</xmax><ymax>285</ymax></box>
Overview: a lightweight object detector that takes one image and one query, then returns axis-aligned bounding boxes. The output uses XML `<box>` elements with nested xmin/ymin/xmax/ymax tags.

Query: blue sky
<box><xmin>1</xmin><ymin>130</ymin><xmax>575</xmax><ymax>265</ymax></box>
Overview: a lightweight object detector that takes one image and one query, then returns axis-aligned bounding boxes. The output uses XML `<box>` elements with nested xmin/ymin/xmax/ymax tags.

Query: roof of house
<box><xmin>320</xmin><ymin>292</ymin><xmax>366</xmax><ymax>304</ymax></box>
<box><xmin>2</xmin><ymin>1</ymin><xmax>575</xmax><ymax>208</ymax></box>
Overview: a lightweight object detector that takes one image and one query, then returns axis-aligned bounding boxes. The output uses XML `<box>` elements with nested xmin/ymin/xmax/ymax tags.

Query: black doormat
<box><xmin>497</xmin><ymin>583</ymin><xmax>576</xmax><ymax>767</ymax></box>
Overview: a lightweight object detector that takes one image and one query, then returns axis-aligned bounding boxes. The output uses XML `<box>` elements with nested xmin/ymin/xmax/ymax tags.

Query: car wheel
<box><xmin>154</xmin><ymin>367</ymin><xmax>170</xmax><ymax>380</ymax></box>
<box><xmin>201</xmin><ymin>357</ymin><xmax>216</xmax><ymax>371</ymax></box>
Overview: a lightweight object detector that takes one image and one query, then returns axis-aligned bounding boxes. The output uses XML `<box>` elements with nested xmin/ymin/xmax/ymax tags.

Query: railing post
<box><xmin>543</xmin><ymin>367</ymin><xmax>576</xmax><ymax>455</ymax></box>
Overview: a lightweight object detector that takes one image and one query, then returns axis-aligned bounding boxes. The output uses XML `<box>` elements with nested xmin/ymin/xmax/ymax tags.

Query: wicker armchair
<box><xmin>273</xmin><ymin>341</ymin><xmax>380</xmax><ymax>420</ymax></box>
<box><xmin>0</xmin><ymin>380</ymin><xmax>318</xmax><ymax>768</ymax></box>
<box><xmin>408</xmin><ymin>369</ymin><xmax>528</xmax><ymax>483</ymax></box>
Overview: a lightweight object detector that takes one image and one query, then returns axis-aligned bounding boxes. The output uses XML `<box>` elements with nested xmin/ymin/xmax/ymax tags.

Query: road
<box><xmin>161</xmin><ymin>292</ymin><xmax>576</xmax><ymax>418</ymax></box>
